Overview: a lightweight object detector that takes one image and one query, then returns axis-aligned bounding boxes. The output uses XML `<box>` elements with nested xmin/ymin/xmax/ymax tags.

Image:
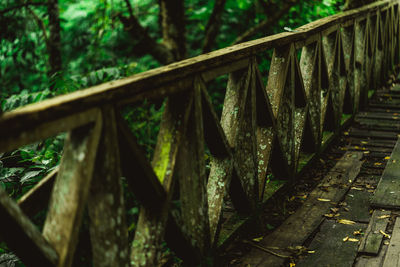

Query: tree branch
<box><xmin>26</xmin><ymin>7</ymin><xmax>49</xmax><ymax>49</ymax></box>
<box><xmin>233</xmin><ymin>0</ymin><xmax>299</xmax><ymax>45</ymax></box>
<box><xmin>0</xmin><ymin>2</ymin><xmax>47</xmax><ymax>15</ymax></box>
<box><xmin>202</xmin><ymin>0</ymin><xmax>227</xmax><ymax>53</ymax></box>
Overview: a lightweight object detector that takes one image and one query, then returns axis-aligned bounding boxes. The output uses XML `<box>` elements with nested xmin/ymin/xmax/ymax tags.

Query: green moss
<box><xmin>368</xmin><ymin>90</ymin><xmax>375</xmax><ymax>99</ymax></box>
<box><xmin>153</xmin><ymin>131</ymin><xmax>172</xmax><ymax>184</ymax></box>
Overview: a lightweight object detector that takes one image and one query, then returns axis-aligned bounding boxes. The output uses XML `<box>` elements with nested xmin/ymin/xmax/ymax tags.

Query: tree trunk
<box><xmin>159</xmin><ymin>0</ymin><xmax>186</xmax><ymax>60</ymax></box>
<box><xmin>47</xmin><ymin>0</ymin><xmax>62</xmax><ymax>80</ymax></box>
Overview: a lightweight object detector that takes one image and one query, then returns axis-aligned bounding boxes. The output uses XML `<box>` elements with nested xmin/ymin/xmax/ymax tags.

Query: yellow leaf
<box><xmin>348</xmin><ymin>238</ymin><xmax>359</xmax><ymax>242</ymax></box>
<box><xmin>343</xmin><ymin>236</ymin><xmax>349</xmax><ymax>242</ymax></box>
<box><xmin>351</xmin><ymin>186</ymin><xmax>363</xmax><ymax>191</ymax></box>
<box><xmin>364</xmin><ymin>151</ymin><xmax>370</xmax><ymax>154</ymax></box>
<box><xmin>330</xmin><ymin>208</ymin><xmax>339</xmax><ymax>213</ymax></box>
<box><xmin>353</xmin><ymin>230</ymin><xmax>362</xmax><ymax>235</ymax></box>
<box><xmin>354</xmin><ymin>146</ymin><xmax>360</xmax><ymax>149</ymax></box>
<box><xmin>378</xmin><ymin>215</ymin><xmax>390</xmax><ymax>219</ymax></box>
<box><xmin>380</xmin><ymin>230</ymin><xmax>391</xmax><ymax>238</ymax></box>
<box><xmin>338</xmin><ymin>219</ymin><xmax>356</xmax><ymax>225</ymax></box>
<box><xmin>252</xmin><ymin>236</ymin><xmax>263</xmax><ymax>242</ymax></box>
<box><xmin>308</xmin><ymin>250</ymin><xmax>315</xmax><ymax>254</ymax></box>
<box><xmin>385</xmin><ymin>156</ymin><xmax>391</xmax><ymax>160</ymax></box>
<box><xmin>361</xmin><ymin>141</ymin><xmax>368</xmax><ymax>144</ymax></box>
<box><xmin>374</xmin><ymin>162</ymin><xmax>383</xmax><ymax>166</ymax></box>
<box><xmin>317</xmin><ymin>198</ymin><xmax>331</xmax><ymax>202</ymax></box>
<box><xmin>290</xmin><ymin>263</ymin><xmax>296</xmax><ymax>267</ymax></box>
<box><xmin>393</xmin><ymin>117</ymin><xmax>399</xmax><ymax>120</ymax></box>
<box><xmin>344</xmin><ymin>132</ymin><xmax>349</xmax><ymax>136</ymax></box>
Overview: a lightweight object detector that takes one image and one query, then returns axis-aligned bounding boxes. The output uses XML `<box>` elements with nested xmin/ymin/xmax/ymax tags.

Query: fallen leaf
<box><xmin>308</xmin><ymin>250</ymin><xmax>315</xmax><ymax>254</ymax></box>
<box><xmin>378</xmin><ymin>215</ymin><xmax>390</xmax><ymax>219</ymax></box>
<box><xmin>374</xmin><ymin>162</ymin><xmax>383</xmax><ymax>166</ymax></box>
<box><xmin>343</xmin><ymin>236</ymin><xmax>349</xmax><ymax>242</ymax></box>
<box><xmin>330</xmin><ymin>208</ymin><xmax>339</xmax><ymax>213</ymax></box>
<box><xmin>380</xmin><ymin>230</ymin><xmax>391</xmax><ymax>238</ymax></box>
<box><xmin>384</xmin><ymin>240</ymin><xmax>390</xmax><ymax>245</ymax></box>
<box><xmin>317</xmin><ymin>198</ymin><xmax>331</xmax><ymax>202</ymax></box>
<box><xmin>324</xmin><ymin>213</ymin><xmax>340</xmax><ymax>218</ymax></box>
<box><xmin>393</xmin><ymin>117</ymin><xmax>399</xmax><ymax>120</ymax></box>
<box><xmin>351</xmin><ymin>186</ymin><xmax>363</xmax><ymax>191</ymax></box>
<box><xmin>353</xmin><ymin>230</ymin><xmax>363</xmax><ymax>235</ymax></box>
<box><xmin>348</xmin><ymin>238</ymin><xmax>359</xmax><ymax>242</ymax></box>
<box><xmin>344</xmin><ymin>207</ymin><xmax>350</xmax><ymax>212</ymax></box>
<box><xmin>338</xmin><ymin>219</ymin><xmax>356</xmax><ymax>225</ymax></box>
<box><xmin>253</xmin><ymin>236</ymin><xmax>263</xmax><ymax>242</ymax></box>
<box><xmin>344</xmin><ymin>132</ymin><xmax>349</xmax><ymax>136</ymax></box>
<box><xmin>361</xmin><ymin>141</ymin><xmax>368</xmax><ymax>144</ymax></box>
<box><xmin>385</xmin><ymin>156</ymin><xmax>391</xmax><ymax>160</ymax></box>
<box><xmin>364</xmin><ymin>151</ymin><xmax>370</xmax><ymax>154</ymax></box>
<box><xmin>290</xmin><ymin>263</ymin><xmax>296</xmax><ymax>267</ymax></box>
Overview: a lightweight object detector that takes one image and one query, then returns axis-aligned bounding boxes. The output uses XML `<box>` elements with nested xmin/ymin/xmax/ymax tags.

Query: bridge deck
<box><xmin>231</xmin><ymin>80</ymin><xmax>400</xmax><ymax>267</ymax></box>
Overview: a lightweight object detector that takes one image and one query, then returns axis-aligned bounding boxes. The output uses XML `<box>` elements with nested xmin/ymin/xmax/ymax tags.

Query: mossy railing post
<box><xmin>0</xmin><ymin>1</ymin><xmax>399</xmax><ymax>266</ymax></box>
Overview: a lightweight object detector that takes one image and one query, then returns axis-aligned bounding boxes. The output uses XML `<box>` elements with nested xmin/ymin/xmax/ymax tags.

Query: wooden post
<box><xmin>131</xmin><ymin>92</ymin><xmax>198</xmax><ymax>266</ymax></box>
<box><xmin>87</xmin><ymin>105</ymin><xmax>130</xmax><ymax>267</ymax></box>
<box><xmin>42</xmin><ymin>111</ymin><xmax>102</xmax><ymax>267</ymax></box>
<box><xmin>177</xmin><ymin>76</ymin><xmax>211</xmax><ymax>255</ymax></box>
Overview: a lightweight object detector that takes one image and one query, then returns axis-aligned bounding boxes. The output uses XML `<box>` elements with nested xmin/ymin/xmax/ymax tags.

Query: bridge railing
<box><xmin>0</xmin><ymin>0</ymin><xmax>399</xmax><ymax>265</ymax></box>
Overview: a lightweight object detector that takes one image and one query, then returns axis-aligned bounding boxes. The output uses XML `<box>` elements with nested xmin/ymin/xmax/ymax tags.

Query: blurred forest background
<box><xmin>0</xmin><ymin>0</ymin><xmax>352</xmax><ymax>264</ymax></box>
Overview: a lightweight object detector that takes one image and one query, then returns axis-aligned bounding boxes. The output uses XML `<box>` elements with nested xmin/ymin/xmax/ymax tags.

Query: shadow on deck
<box><xmin>228</xmin><ymin>79</ymin><xmax>400</xmax><ymax>267</ymax></box>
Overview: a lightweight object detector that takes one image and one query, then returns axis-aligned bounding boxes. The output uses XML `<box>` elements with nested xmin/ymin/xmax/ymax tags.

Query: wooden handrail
<box><xmin>0</xmin><ymin>0</ymin><xmax>399</xmax><ymax>266</ymax></box>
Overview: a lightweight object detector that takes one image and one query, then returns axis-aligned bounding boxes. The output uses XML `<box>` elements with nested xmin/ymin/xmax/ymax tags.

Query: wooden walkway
<box><xmin>237</xmin><ymin>81</ymin><xmax>400</xmax><ymax>266</ymax></box>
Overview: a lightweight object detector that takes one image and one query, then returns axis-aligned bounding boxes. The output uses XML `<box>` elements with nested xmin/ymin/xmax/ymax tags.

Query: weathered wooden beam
<box><xmin>177</xmin><ymin>76</ymin><xmax>211</xmax><ymax>255</ymax></box>
<box><xmin>0</xmin><ymin>108</ymin><xmax>99</xmax><ymax>153</ymax></box>
<box><xmin>87</xmin><ymin>106</ymin><xmax>130</xmax><ymax>266</ymax></box>
<box><xmin>0</xmin><ymin>186</ymin><xmax>58</xmax><ymax>266</ymax></box>
<box><xmin>42</xmin><ymin>111</ymin><xmax>102</xmax><ymax>267</ymax></box>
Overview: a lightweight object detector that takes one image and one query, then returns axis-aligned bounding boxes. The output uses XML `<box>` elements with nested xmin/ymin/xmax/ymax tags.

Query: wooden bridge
<box><xmin>1</xmin><ymin>0</ymin><xmax>400</xmax><ymax>266</ymax></box>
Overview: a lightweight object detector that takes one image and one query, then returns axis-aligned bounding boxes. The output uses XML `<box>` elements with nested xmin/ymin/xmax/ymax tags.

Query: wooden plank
<box><xmin>17</xmin><ymin>168</ymin><xmax>58</xmax><ymax>218</ymax></box>
<box><xmin>371</xmin><ymin>138</ymin><xmax>400</xmax><ymax>208</ymax></box>
<box><xmin>347</xmin><ymin>128</ymin><xmax>399</xmax><ymax>140</ymax></box>
<box><xmin>87</xmin><ymin>106</ymin><xmax>129</xmax><ymax>266</ymax></box>
<box><xmin>0</xmin><ymin>186</ymin><xmax>58</xmax><ymax>266</ymax></box>
<box><xmin>240</xmin><ymin>152</ymin><xmax>363</xmax><ymax>266</ymax></box>
<box><xmin>339</xmin><ymin>188</ymin><xmax>372</xmax><ymax>223</ymax></box>
<box><xmin>358</xmin><ymin>210</ymin><xmax>390</xmax><ymax>254</ymax></box>
<box><xmin>296</xmin><ymin>220</ymin><xmax>367</xmax><ymax>267</ymax></box>
<box><xmin>355</xmin><ymin>242</ymin><xmax>388</xmax><ymax>267</ymax></box>
<box><xmin>42</xmin><ymin>111</ymin><xmax>102</xmax><ymax>267</ymax></box>
<box><xmin>383</xmin><ymin>217</ymin><xmax>400</xmax><ymax>266</ymax></box>
<box><xmin>0</xmin><ymin>108</ymin><xmax>99</xmax><ymax>154</ymax></box>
